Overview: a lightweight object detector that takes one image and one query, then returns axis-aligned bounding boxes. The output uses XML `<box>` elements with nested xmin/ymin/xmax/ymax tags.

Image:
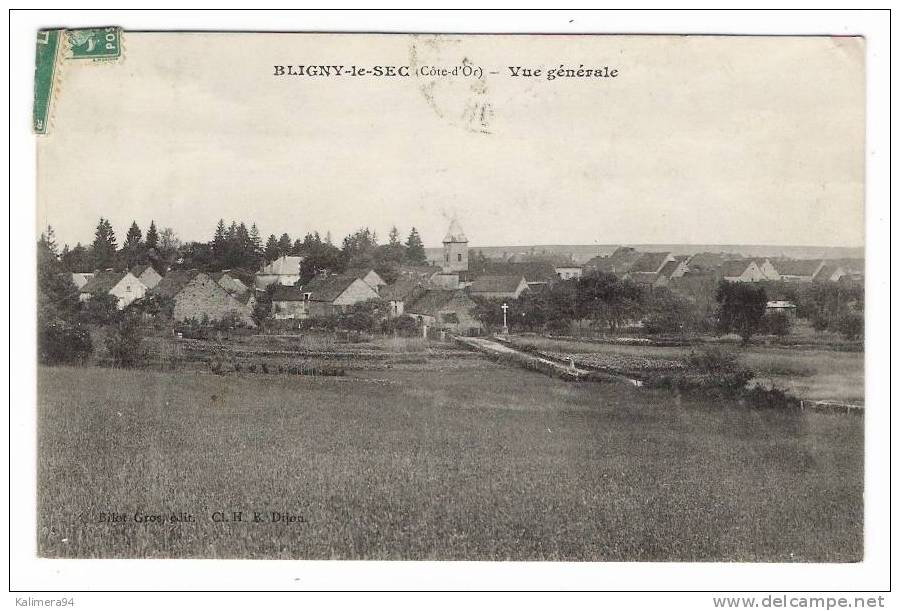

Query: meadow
<box><xmin>38</xmin><ymin>357</ymin><xmax>863</xmax><ymax>561</ymax></box>
<box><xmin>506</xmin><ymin>335</ymin><xmax>865</xmax><ymax>405</ymax></box>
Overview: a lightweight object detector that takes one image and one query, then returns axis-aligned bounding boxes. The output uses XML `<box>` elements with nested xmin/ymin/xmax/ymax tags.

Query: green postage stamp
<box><xmin>33</xmin><ymin>27</ymin><xmax>122</xmax><ymax>134</ymax></box>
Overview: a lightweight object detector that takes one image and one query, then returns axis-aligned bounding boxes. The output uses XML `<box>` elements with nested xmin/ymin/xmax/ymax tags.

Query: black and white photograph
<box><xmin>9</xmin><ymin>8</ymin><xmax>892</xmax><ymax>601</ymax></box>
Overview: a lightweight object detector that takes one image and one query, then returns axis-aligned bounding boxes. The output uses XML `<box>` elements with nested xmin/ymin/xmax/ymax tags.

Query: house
<box><xmin>69</xmin><ymin>272</ymin><xmax>94</xmax><ymax>289</ymax></box>
<box><xmin>379</xmin><ymin>278</ymin><xmax>427</xmax><ymax>317</ymax></box>
<box><xmin>255</xmin><ymin>255</ymin><xmax>303</xmax><ymax>289</ymax></box>
<box><xmin>396</xmin><ymin>264</ymin><xmax>441</xmax><ymax>280</ymax></box>
<box><xmin>406</xmin><ymin>289</ymin><xmax>483</xmax><ymax>336</ymax></box>
<box><xmin>751</xmin><ymin>258</ymin><xmax>782</xmax><ymax>281</ymax></box>
<box><xmin>687</xmin><ymin>252</ymin><xmax>728</xmax><ymax>272</ymax></box>
<box><xmin>129</xmin><ymin>264</ymin><xmax>163</xmax><ymax>289</ymax></box>
<box><xmin>212</xmin><ymin>269</ymin><xmax>252</xmax><ymax>297</ymax></box>
<box><xmin>772</xmin><ymin>259</ymin><xmax>826</xmax><ymax>283</ymax></box>
<box><xmin>468</xmin><ymin>275</ymin><xmax>529</xmax><ymax>300</ymax></box>
<box><xmin>628</xmin><ymin>252</ymin><xmax>674</xmax><ymax>275</ymax></box>
<box><xmin>584</xmin><ymin>246</ymin><xmax>644</xmax><ymax>276</ymax></box>
<box><xmin>152</xmin><ymin>270</ymin><xmax>255</xmax><ymax>326</ymax></box>
<box><xmin>301</xmin><ymin>273</ymin><xmax>380</xmax><ymax>318</ymax></box>
<box><xmin>653</xmin><ymin>256</ymin><xmax>690</xmax><ymax>287</ymax></box>
<box><xmin>555</xmin><ymin>265</ymin><xmax>583</xmax><ymax>280</ymax></box>
<box><xmin>721</xmin><ymin>259</ymin><xmax>766</xmax><ymax>283</ymax></box>
<box><xmin>270</xmin><ymin>285</ymin><xmax>307</xmax><ymax>320</ymax></box>
<box><xmin>766</xmin><ymin>300</ymin><xmax>798</xmax><ymax>318</ymax></box>
<box><xmin>474</xmin><ymin>261</ymin><xmax>558</xmax><ymax>291</ymax></box>
<box><xmin>348</xmin><ymin>268</ymin><xmax>387</xmax><ymax>292</ymax></box>
<box><xmin>79</xmin><ymin>270</ymin><xmax>148</xmax><ymax>309</ymax></box>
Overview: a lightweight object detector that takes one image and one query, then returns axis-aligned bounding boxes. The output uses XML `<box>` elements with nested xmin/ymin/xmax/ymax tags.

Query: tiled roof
<box><xmin>129</xmin><ymin>264</ymin><xmax>154</xmax><ymax>277</ymax></box>
<box><xmin>474</xmin><ymin>261</ymin><xmax>557</xmax><ymax>283</ymax></box>
<box><xmin>628</xmin><ymin>252</ymin><xmax>671</xmax><ymax>273</ymax></box>
<box><xmin>259</xmin><ymin>256</ymin><xmax>303</xmax><ymax>276</ymax></box>
<box><xmin>271</xmin><ymin>285</ymin><xmax>306</xmax><ymax>302</ymax></box>
<box><xmin>151</xmin><ymin>270</ymin><xmax>202</xmax><ymax>299</ymax></box>
<box><xmin>80</xmin><ymin>270</ymin><xmax>128</xmax><ymax>295</ymax></box>
<box><xmin>380</xmin><ymin>278</ymin><xmax>425</xmax><ymax>301</ymax></box>
<box><xmin>772</xmin><ymin>259</ymin><xmax>824</xmax><ymax>277</ymax></box>
<box><xmin>721</xmin><ymin>260</ymin><xmax>754</xmax><ymax>278</ymax></box>
<box><xmin>302</xmin><ymin>273</ymin><xmax>361</xmax><ymax>302</ymax></box>
<box><xmin>469</xmin><ymin>275</ymin><xmax>526</xmax><ymax>294</ymax></box>
<box><xmin>406</xmin><ymin>290</ymin><xmax>469</xmax><ymax>316</ymax></box>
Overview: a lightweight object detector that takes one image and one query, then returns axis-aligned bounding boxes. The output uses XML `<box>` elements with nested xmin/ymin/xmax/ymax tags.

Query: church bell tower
<box><xmin>442</xmin><ymin>219</ymin><xmax>468</xmax><ymax>273</ymax></box>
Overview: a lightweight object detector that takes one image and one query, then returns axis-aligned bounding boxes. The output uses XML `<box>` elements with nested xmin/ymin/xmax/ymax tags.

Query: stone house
<box><xmin>348</xmin><ymin>268</ymin><xmax>387</xmax><ymax>292</ymax></box>
<box><xmin>152</xmin><ymin>270</ymin><xmax>255</xmax><ymax>326</ymax></box>
<box><xmin>772</xmin><ymin>259</ymin><xmax>826</xmax><ymax>283</ymax></box>
<box><xmin>406</xmin><ymin>290</ymin><xmax>483</xmax><ymax>336</ymax></box>
<box><xmin>751</xmin><ymin>258</ymin><xmax>782</xmax><ymax>281</ymax></box>
<box><xmin>653</xmin><ymin>256</ymin><xmax>691</xmax><ymax>287</ymax></box>
<box><xmin>79</xmin><ymin>270</ymin><xmax>148</xmax><ymax>309</ymax></box>
<box><xmin>69</xmin><ymin>272</ymin><xmax>94</xmax><ymax>289</ymax></box>
<box><xmin>129</xmin><ymin>263</ymin><xmax>163</xmax><ymax>289</ymax></box>
<box><xmin>302</xmin><ymin>273</ymin><xmax>380</xmax><ymax>318</ymax></box>
<box><xmin>255</xmin><ymin>255</ymin><xmax>303</xmax><ymax>289</ymax></box>
<box><xmin>468</xmin><ymin>275</ymin><xmax>529</xmax><ymax>300</ymax></box>
<box><xmin>721</xmin><ymin>259</ymin><xmax>766</xmax><ymax>283</ymax></box>
<box><xmin>555</xmin><ymin>265</ymin><xmax>583</xmax><ymax>281</ymax></box>
<box><xmin>212</xmin><ymin>270</ymin><xmax>251</xmax><ymax>297</ymax></box>
<box><xmin>270</xmin><ymin>285</ymin><xmax>308</xmax><ymax>320</ymax></box>
<box><xmin>379</xmin><ymin>278</ymin><xmax>427</xmax><ymax>317</ymax></box>
<box><xmin>584</xmin><ymin>247</ymin><xmax>644</xmax><ymax>276</ymax></box>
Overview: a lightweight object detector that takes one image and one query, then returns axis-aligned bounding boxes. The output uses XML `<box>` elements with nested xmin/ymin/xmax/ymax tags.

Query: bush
<box><xmin>648</xmin><ymin>346</ymin><xmax>753</xmax><ymax>399</ymax></box>
<box><xmin>380</xmin><ymin>315</ymin><xmax>419</xmax><ymax>337</ymax></box>
<box><xmin>79</xmin><ymin>293</ymin><xmax>122</xmax><ymax>325</ymax></box>
<box><xmin>105</xmin><ymin>314</ymin><xmax>148</xmax><ymax>368</ymax></box>
<box><xmin>835</xmin><ymin>312</ymin><xmax>863</xmax><ymax>340</ymax></box>
<box><xmin>38</xmin><ymin>318</ymin><xmax>93</xmax><ymax>365</ymax></box>
<box><xmin>763</xmin><ymin>311</ymin><xmax>791</xmax><ymax>336</ymax></box>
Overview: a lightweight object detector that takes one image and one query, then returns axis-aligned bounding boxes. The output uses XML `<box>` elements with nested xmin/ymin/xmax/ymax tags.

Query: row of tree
<box><xmin>469</xmin><ymin>272</ymin><xmax>863</xmax><ymax>343</ymax></box>
<box><xmin>43</xmin><ymin>219</ymin><xmax>431</xmax><ymax>283</ymax></box>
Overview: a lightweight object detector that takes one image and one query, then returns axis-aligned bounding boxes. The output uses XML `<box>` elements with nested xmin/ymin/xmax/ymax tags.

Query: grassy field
<box><xmin>508</xmin><ymin>336</ymin><xmax>865</xmax><ymax>404</ymax></box>
<box><xmin>38</xmin><ymin>360</ymin><xmax>862</xmax><ymax>561</ymax></box>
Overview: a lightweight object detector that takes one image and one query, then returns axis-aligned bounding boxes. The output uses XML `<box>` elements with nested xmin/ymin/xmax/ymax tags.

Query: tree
<box><xmin>60</xmin><ymin>243</ymin><xmax>93</xmax><ymax>272</ymax></box>
<box><xmin>715</xmin><ymin>281</ymin><xmax>768</xmax><ymax>345</ymax></box>
<box><xmin>38</xmin><ymin>318</ymin><xmax>93</xmax><ymax>365</ymax></box>
<box><xmin>211</xmin><ymin>219</ymin><xmax>227</xmax><ymax>259</ymax></box>
<box><xmin>405</xmin><ymin>227</ymin><xmax>426</xmax><ymax>264</ymax></box>
<box><xmin>39</xmin><ymin>225</ymin><xmax>58</xmax><ymax>257</ymax></box>
<box><xmin>297</xmin><ymin>232</ymin><xmax>345</xmax><ymax>282</ymax></box>
<box><xmin>37</xmin><ymin>236</ymin><xmax>80</xmax><ymax>319</ymax></box>
<box><xmin>145</xmin><ymin>220</ymin><xmax>159</xmax><ymax>250</ymax></box>
<box><xmin>342</xmin><ymin>227</ymin><xmax>378</xmax><ymax>267</ymax></box>
<box><xmin>124</xmin><ymin>221</ymin><xmax>142</xmax><ymax>249</ymax></box>
<box><xmin>575</xmin><ymin>272</ymin><xmax>645</xmax><ymax>332</ymax></box>
<box><xmin>264</xmin><ymin>234</ymin><xmax>280</xmax><ymax>262</ymax></box>
<box><xmin>249</xmin><ymin>223</ymin><xmax>262</xmax><ymax>257</ymax></box>
<box><xmin>105</xmin><ymin>313</ymin><xmax>147</xmax><ymax>368</ymax></box>
<box><xmin>764</xmin><ymin>311</ymin><xmax>791</xmax><ymax>337</ymax></box>
<box><xmin>277</xmin><ymin>233</ymin><xmax>293</xmax><ymax>257</ymax></box>
<box><xmin>92</xmin><ymin>218</ymin><xmax>117</xmax><ymax>269</ymax></box>
<box><xmin>835</xmin><ymin>312</ymin><xmax>863</xmax><ymax>340</ymax></box>
<box><xmin>154</xmin><ymin>227</ymin><xmax>181</xmax><ymax>273</ymax></box>
<box><xmin>388</xmin><ymin>226</ymin><xmax>401</xmax><ymax>246</ymax></box>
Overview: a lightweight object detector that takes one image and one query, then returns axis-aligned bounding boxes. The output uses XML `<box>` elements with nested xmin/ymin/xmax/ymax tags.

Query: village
<box><xmin>35</xmin><ymin>217</ymin><xmax>865</xmax><ymax>561</ymax></box>
<box><xmin>55</xmin><ymin>218</ymin><xmax>864</xmax><ymax>342</ymax></box>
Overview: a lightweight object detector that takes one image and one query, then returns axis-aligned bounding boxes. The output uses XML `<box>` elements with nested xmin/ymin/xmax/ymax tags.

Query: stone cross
<box><xmin>501</xmin><ymin>302</ymin><xmax>509</xmax><ymax>333</ymax></box>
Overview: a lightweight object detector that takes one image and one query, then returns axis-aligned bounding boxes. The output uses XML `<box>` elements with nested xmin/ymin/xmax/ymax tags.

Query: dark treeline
<box><xmin>472</xmin><ymin>271</ymin><xmax>864</xmax><ymax>343</ymax></box>
<box><xmin>43</xmin><ymin>219</ymin><xmax>430</xmax><ymax>283</ymax></box>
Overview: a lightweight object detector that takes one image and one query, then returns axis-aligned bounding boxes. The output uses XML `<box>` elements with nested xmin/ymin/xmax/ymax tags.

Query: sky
<box><xmin>37</xmin><ymin>33</ymin><xmax>865</xmax><ymax>250</ymax></box>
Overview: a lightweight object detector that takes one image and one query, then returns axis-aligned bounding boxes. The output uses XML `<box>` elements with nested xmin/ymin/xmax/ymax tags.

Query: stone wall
<box><xmin>173</xmin><ymin>273</ymin><xmax>255</xmax><ymax>327</ymax></box>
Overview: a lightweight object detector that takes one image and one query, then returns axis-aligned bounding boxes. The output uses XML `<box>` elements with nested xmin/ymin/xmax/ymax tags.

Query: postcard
<box><xmin>33</xmin><ymin>29</ymin><xmax>865</xmax><ymax>564</ymax></box>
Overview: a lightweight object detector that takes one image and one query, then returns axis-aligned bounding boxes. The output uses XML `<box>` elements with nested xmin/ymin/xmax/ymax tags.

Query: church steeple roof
<box><xmin>443</xmin><ymin>219</ymin><xmax>467</xmax><ymax>243</ymax></box>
